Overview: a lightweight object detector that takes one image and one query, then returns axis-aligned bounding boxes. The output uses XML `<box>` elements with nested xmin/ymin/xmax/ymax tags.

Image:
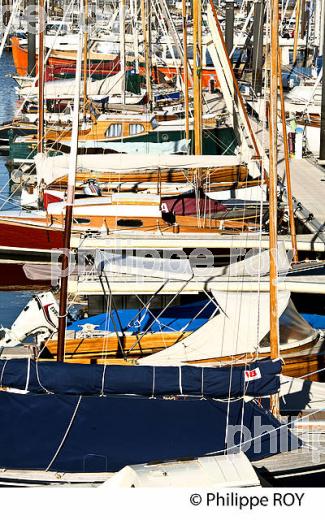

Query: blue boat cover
<box><xmin>0</xmin><ymin>358</ymin><xmax>281</xmax><ymax>397</ymax></box>
<box><xmin>0</xmin><ymin>392</ymin><xmax>299</xmax><ymax>471</ymax></box>
<box><xmin>302</xmin><ymin>313</ymin><xmax>325</xmax><ymax>330</ymax></box>
<box><xmin>68</xmin><ymin>299</ymin><xmax>216</xmax><ymax>333</ymax></box>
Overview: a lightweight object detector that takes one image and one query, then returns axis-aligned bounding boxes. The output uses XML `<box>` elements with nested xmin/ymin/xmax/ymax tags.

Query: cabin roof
<box><xmin>97</xmin><ymin>114</ymin><xmax>156</xmax><ymax>123</ymax></box>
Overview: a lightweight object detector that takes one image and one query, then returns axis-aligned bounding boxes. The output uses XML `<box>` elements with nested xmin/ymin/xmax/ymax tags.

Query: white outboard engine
<box><xmin>0</xmin><ymin>292</ymin><xmax>59</xmax><ymax>351</ymax></box>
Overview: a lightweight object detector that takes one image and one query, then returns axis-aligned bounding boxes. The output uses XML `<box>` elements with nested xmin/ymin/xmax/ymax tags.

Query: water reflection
<box><xmin>0</xmin><ymin>51</ymin><xmax>31</xmax><ymax>324</ymax></box>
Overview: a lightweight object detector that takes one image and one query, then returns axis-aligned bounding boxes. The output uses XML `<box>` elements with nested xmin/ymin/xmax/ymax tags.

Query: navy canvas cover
<box><xmin>0</xmin><ymin>358</ymin><xmax>282</xmax><ymax>397</ymax></box>
<box><xmin>0</xmin><ymin>392</ymin><xmax>299</xmax><ymax>472</ymax></box>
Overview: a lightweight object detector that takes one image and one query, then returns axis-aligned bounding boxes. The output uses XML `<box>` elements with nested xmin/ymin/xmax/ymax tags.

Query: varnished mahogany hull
<box><xmin>0</xmin><ymin>214</ymin><xmax>259</xmax><ymax>258</ymax></box>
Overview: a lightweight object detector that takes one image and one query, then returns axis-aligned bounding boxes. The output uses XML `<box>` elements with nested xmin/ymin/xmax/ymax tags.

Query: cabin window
<box><xmin>117</xmin><ymin>219</ymin><xmax>143</xmax><ymax>228</ymax></box>
<box><xmin>106</xmin><ymin>124</ymin><xmax>122</xmax><ymax>138</ymax></box>
<box><xmin>129</xmin><ymin>124</ymin><xmax>145</xmax><ymax>135</ymax></box>
<box><xmin>151</xmin><ymin>118</ymin><xmax>158</xmax><ymax>129</ymax></box>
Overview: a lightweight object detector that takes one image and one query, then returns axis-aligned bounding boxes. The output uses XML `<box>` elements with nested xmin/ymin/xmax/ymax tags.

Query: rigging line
<box><xmin>222</xmin><ymin>245</ymin><xmax>241</xmax><ymax>452</ymax></box>
<box><xmin>35</xmin><ymin>360</ymin><xmax>54</xmax><ymax>394</ymax></box>
<box><xmin>176</xmin><ymin>296</ymin><xmax>219</xmax><ymax>334</ymax></box>
<box><xmin>45</xmin><ymin>395</ymin><xmax>82</xmax><ymax>472</ymax></box>
<box><xmin>0</xmin><ymin>178</ymin><xmax>25</xmax><ymax>211</ymax></box>
<box><xmin>126</xmin><ymin>277</ymin><xmax>193</xmax><ymax>356</ymax></box>
<box><xmin>0</xmin><ymin>0</ymin><xmax>23</xmax><ymax>60</ymax></box>
<box><xmin>101</xmin><ymin>277</ymin><xmax>113</xmax><ymax>362</ymax></box>
<box><xmin>256</xmin><ymin>9</ymin><xmax>270</xmax><ymax>355</ymax></box>
<box><xmin>98</xmin><ymin>271</ymin><xmax>127</xmax><ymax>360</ymax></box>
<box><xmin>289</xmin><ymin>364</ymin><xmax>325</xmax><ymax>381</ymax></box>
<box><xmin>133</xmin><ymin>294</ymin><xmax>170</xmax><ymax>349</ymax></box>
<box><xmin>124</xmin><ymin>281</ymin><xmax>171</xmax><ymax>329</ymax></box>
<box><xmin>13</xmin><ymin>0</ymin><xmax>76</xmax><ymax>118</ymax></box>
<box><xmin>132</xmin><ymin>293</ymin><xmax>170</xmax><ymax>332</ymax></box>
<box><xmin>0</xmin><ymin>195</ymin><xmax>22</xmax><ymax>208</ymax></box>
<box><xmin>152</xmin><ymin>0</ymin><xmax>180</xmax><ymax>86</ymax></box>
<box><xmin>229</xmin><ymin>3</ymin><xmax>255</xmax><ymax>60</ymax></box>
<box><xmin>230</xmin><ymin>223</ymin><xmax>253</xmax><ymax>451</ymax></box>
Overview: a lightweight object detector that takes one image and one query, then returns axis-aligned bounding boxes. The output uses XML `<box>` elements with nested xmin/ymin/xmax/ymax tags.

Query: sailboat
<box><xmin>3</xmin><ymin>0</ymin><xmax>325</xmax><ymax>486</ymax></box>
<box><xmin>0</xmin><ymin>0</ymin><xmax>306</xmax><ymax>485</ymax></box>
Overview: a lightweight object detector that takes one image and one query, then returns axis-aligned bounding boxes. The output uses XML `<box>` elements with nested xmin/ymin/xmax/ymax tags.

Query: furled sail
<box><xmin>95</xmin><ymin>251</ymin><xmax>194</xmax><ymax>280</ymax></box>
<box><xmin>0</xmin><ymin>358</ymin><xmax>281</xmax><ymax>398</ymax></box>
<box><xmin>34</xmin><ymin>152</ymin><xmax>241</xmax><ymax>186</ymax></box>
<box><xmin>97</xmin><ymin>241</ymin><xmax>291</xmax><ymax>281</ymax></box>
<box><xmin>19</xmin><ymin>70</ymin><xmax>126</xmax><ymax>100</ymax></box>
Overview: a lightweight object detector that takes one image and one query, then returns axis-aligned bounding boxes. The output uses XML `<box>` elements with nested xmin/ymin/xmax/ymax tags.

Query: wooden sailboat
<box><xmin>0</xmin><ymin>2</ymin><xmax>320</xmax><ymax>484</ymax></box>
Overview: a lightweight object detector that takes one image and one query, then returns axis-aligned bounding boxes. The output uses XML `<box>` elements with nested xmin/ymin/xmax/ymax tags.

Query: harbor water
<box><xmin>0</xmin><ymin>51</ymin><xmax>31</xmax><ymax>326</ymax></box>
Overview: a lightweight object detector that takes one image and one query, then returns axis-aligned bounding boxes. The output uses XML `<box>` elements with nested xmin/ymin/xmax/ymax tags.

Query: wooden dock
<box><xmin>248</xmin><ymin>103</ymin><xmax>325</xmax><ymax>242</ymax></box>
<box><xmin>254</xmin><ymin>413</ymin><xmax>325</xmax><ymax>486</ymax></box>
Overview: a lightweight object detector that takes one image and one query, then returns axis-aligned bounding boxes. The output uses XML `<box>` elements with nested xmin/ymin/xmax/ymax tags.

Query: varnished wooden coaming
<box><xmin>46</xmin><ymin>331</ymin><xmax>191</xmax><ymax>359</ymax></box>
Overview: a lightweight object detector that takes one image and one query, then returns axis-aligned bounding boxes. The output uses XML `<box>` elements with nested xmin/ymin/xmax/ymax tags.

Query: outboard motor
<box><xmin>0</xmin><ymin>292</ymin><xmax>59</xmax><ymax>351</ymax></box>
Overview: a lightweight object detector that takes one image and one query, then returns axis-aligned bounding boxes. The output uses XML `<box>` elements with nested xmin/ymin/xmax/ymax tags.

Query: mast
<box><xmin>141</xmin><ymin>0</ymin><xmax>152</xmax><ymax>107</ymax></box>
<box><xmin>182</xmin><ymin>0</ymin><xmax>190</xmax><ymax>146</ymax></box>
<box><xmin>131</xmin><ymin>0</ymin><xmax>140</xmax><ymax>74</ymax></box>
<box><xmin>193</xmin><ymin>0</ymin><xmax>202</xmax><ymax>154</ymax></box>
<box><xmin>269</xmin><ymin>0</ymin><xmax>280</xmax><ymax>414</ymax></box>
<box><xmin>225</xmin><ymin>0</ymin><xmax>234</xmax><ymax>56</ymax></box>
<box><xmin>38</xmin><ymin>0</ymin><xmax>45</xmax><ymax>153</ymax></box>
<box><xmin>278</xmin><ymin>47</ymin><xmax>298</xmax><ymax>262</ymax></box>
<box><xmin>119</xmin><ymin>0</ymin><xmax>126</xmax><ymax>105</ymax></box>
<box><xmin>293</xmin><ymin>0</ymin><xmax>301</xmax><ymax>63</ymax></box>
<box><xmin>252</xmin><ymin>0</ymin><xmax>264</xmax><ymax>95</ymax></box>
<box><xmin>57</xmin><ymin>8</ymin><xmax>84</xmax><ymax>363</ymax></box>
<box><xmin>28</xmin><ymin>0</ymin><xmax>36</xmax><ymax>77</ymax></box>
<box><xmin>319</xmin><ymin>0</ymin><xmax>325</xmax><ymax>161</ymax></box>
<box><xmin>83</xmin><ymin>0</ymin><xmax>88</xmax><ymax>119</ymax></box>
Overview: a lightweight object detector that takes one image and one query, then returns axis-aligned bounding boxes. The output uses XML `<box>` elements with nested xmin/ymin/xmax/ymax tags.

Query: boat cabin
<box><xmin>42</xmin><ymin>114</ymin><xmax>158</xmax><ymax>142</ymax></box>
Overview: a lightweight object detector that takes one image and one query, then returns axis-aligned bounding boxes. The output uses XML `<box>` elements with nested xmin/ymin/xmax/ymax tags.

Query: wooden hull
<box><xmin>188</xmin><ymin>341</ymin><xmax>325</xmax><ymax>382</ymax></box>
<box><xmin>0</xmin><ymin>211</ymin><xmax>259</xmax><ymax>258</ymax></box>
